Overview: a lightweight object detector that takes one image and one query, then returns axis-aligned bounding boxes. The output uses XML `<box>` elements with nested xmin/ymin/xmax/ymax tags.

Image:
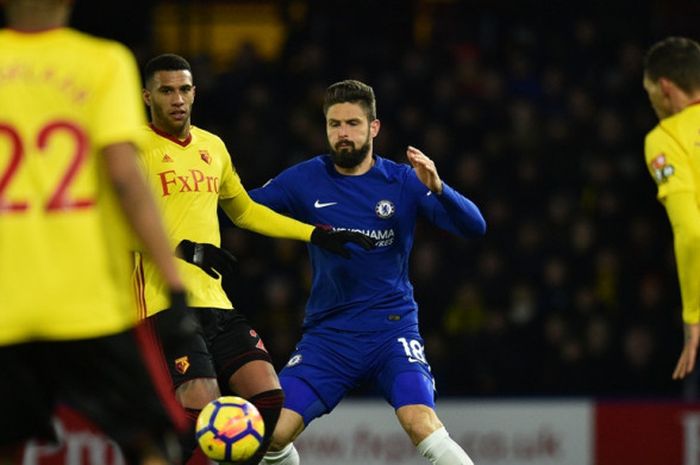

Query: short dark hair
<box><xmin>323</xmin><ymin>80</ymin><xmax>377</xmax><ymax>121</ymax></box>
<box><xmin>644</xmin><ymin>37</ymin><xmax>700</xmax><ymax>94</ymax></box>
<box><xmin>143</xmin><ymin>53</ymin><xmax>192</xmax><ymax>88</ymax></box>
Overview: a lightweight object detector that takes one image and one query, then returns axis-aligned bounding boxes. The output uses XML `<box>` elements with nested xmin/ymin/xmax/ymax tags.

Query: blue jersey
<box><xmin>248</xmin><ymin>155</ymin><xmax>485</xmax><ymax>332</ymax></box>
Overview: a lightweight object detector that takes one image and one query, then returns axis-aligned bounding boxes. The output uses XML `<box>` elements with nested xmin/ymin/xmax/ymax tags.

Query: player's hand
<box><xmin>407</xmin><ymin>145</ymin><xmax>443</xmax><ymax>194</ymax></box>
<box><xmin>310</xmin><ymin>226</ymin><xmax>375</xmax><ymax>259</ymax></box>
<box><xmin>673</xmin><ymin>322</ymin><xmax>700</xmax><ymax>380</ymax></box>
<box><xmin>159</xmin><ymin>291</ymin><xmax>200</xmax><ymax>352</ymax></box>
<box><xmin>175</xmin><ymin>239</ymin><xmax>237</xmax><ymax>279</ymax></box>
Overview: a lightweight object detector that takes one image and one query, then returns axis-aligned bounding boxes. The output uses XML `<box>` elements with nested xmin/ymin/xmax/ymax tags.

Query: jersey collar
<box><xmin>149</xmin><ymin>123</ymin><xmax>192</xmax><ymax>147</ymax></box>
<box><xmin>324</xmin><ymin>154</ymin><xmax>392</xmax><ymax>181</ymax></box>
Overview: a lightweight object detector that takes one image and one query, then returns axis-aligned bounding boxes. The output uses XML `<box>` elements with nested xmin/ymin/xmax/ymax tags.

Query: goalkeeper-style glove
<box><xmin>310</xmin><ymin>226</ymin><xmax>376</xmax><ymax>259</ymax></box>
<box><xmin>158</xmin><ymin>290</ymin><xmax>200</xmax><ymax>352</ymax></box>
<box><xmin>175</xmin><ymin>239</ymin><xmax>237</xmax><ymax>278</ymax></box>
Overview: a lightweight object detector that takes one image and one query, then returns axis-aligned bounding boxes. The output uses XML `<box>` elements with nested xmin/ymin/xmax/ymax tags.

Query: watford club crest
<box><xmin>200</xmin><ymin>150</ymin><xmax>211</xmax><ymax>165</ymax></box>
<box><xmin>175</xmin><ymin>356</ymin><xmax>190</xmax><ymax>374</ymax></box>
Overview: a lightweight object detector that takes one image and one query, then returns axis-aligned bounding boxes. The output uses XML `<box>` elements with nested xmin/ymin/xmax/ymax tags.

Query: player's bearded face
<box><xmin>330</xmin><ymin>134</ymin><xmax>371</xmax><ymax>168</ymax></box>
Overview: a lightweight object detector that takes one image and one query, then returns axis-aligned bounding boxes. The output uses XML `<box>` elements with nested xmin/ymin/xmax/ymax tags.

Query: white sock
<box><xmin>260</xmin><ymin>443</ymin><xmax>300</xmax><ymax>465</ymax></box>
<box><xmin>416</xmin><ymin>427</ymin><xmax>474</xmax><ymax>465</ymax></box>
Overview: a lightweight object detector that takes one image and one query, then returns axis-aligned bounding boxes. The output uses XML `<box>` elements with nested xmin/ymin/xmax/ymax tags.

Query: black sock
<box><xmin>236</xmin><ymin>389</ymin><xmax>285</xmax><ymax>465</ymax></box>
<box><xmin>181</xmin><ymin>407</ymin><xmax>200</xmax><ymax>464</ymax></box>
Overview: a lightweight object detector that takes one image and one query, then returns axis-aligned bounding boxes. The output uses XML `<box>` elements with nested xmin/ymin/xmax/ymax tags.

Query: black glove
<box><xmin>158</xmin><ymin>291</ymin><xmax>200</xmax><ymax>352</ymax></box>
<box><xmin>310</xmin><ymin>226</ymin><xmax>376</xmax><ymax>259</ymax></box>
<box><xmin>175</xmin><ymin>239</ymin><xmax>237</xmax><ymax>279</ymax></box>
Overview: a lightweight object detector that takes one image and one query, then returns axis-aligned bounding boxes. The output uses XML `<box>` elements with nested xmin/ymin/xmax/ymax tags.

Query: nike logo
<box><xmin>314</xmin><ymin>200</ymin><xmax>338</xmax><ymax>208</ymax></box>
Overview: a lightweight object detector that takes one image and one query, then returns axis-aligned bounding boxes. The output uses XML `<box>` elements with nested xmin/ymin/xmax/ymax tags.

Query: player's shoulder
<box><xmin>659</xmin><ymin>105</ymin><xmax>700</xmax><ymax>135</ymax></box>
<box><xmin>647</xmin><ymin>106</ymin><xmax>700</xmax><ymax>154</ymax></box>
<box><xmin>644</xmin><ymin>122</ymin><xmax>664</xmax><ymax>147</ymax></box>
<box><xmin>375</xmin><ymin>155</ymin><xmax>410</xmax><ymax>174</ymax></box>
<box><xmin>283</xmin><ymin>154</ymin><xmax>327</xmax><ymax>175</ymax></box>
<box><xmin>374</xmin><ymin>155</ymin><xmax>415</xmax><ymax>184</ymax></box>
<box><xmin>190</xmin><ymin>126</ymin><xmax>226</xmax><ymax>146</ymax></box>
<box><xmin>0</xmin><ymin>27</ymin><xmax>132</xmax><ymax>60</ymax></box>
<box><xmin>60</xmin><ymin>28</ymin><xmax>135</xmax><ymax>64</ymax></box>
<box><xmin>267</xmin><ymin>155</ymin><xmax>327</xmax><ymax>188</ymax></box>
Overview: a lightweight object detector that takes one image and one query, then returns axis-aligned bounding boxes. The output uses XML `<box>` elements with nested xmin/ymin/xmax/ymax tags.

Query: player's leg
<box><xmin>258</xmin><ymin>406</ymin><xmax>304</xmax><ymax>465</ymax></box>
<box><xmin>0</xmin><ymin>342</ymin><xmax>56</xmax><ymax>462</ymax></box>
<box><xmin>260</xmin><ymin>377</ymin><xmax>322</xmax><ymax>465</ymax></box>
<box><xmin>376</xmin><ymin>329</ymin><xmax>473</xmax><ymax>465</ymax></box>
<box><xmin>149</xmin><ymin>307</ymin><xmax>221</xmax><ymax>463</ymax></box>
<box><xmin>396</xmin><ymin>402</ymin><xmax>473</xmax><ymax>465</ymax></box>
<box><xmin>59</xmin><ymin>327</ymin><xmax>189</xmax><ymax>465</ymax></box>
<box><xmin>396</xmin><ymin>402</ymin><xmax>443</xmax><ymax>445</ymax></box>
<box><xmin>212</xmin><ymin>312</ymin><xmax>284</xmax><ymax>465</ymax></box>
<box><xmin>261</xmin><ymin>329</ymin><xmax>361</xmax><ymax>465</ymax></box>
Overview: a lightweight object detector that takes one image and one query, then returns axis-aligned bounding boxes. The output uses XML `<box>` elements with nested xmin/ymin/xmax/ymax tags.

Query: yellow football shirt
<box><xmin>645</xmin><ymin>102</ymin><xmax>700</xmax><ymax>323</ymax></box>
<box><xmin>0</xmin><ymin>28</ymin><xmax>145</xmax><ymax>344</ymax></box>
<box><xmin>135</xmin><ymin>125</ymin><xmax>244</xmax><ymax>315</ymax></box>
<box><xmin>135</xmin><ymin>124</ymin><xmax>315</xmax><ymax>316</ymax></box>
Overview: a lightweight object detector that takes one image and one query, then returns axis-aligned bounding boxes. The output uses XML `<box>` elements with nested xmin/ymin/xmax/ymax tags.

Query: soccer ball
<box><xmin>195</xmin><ymin>396</ymin><xmax>265</xmax><ymax>463</ymax></box>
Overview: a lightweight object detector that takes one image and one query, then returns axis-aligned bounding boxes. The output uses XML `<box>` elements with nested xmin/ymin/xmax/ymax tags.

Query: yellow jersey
<box><xmin>135</xmin><ymin>125</ymin><xmax>242</xmax><ymax>316</ymax></box>
<box><xmin>0</xmin><ymin>28</ymin><xmax>145</xmax><ymax>344</ymax></box>
<box><xmin>645</xmin><ymin>102</ymin><xmax>700</xmax><ymax>323</ymax></box>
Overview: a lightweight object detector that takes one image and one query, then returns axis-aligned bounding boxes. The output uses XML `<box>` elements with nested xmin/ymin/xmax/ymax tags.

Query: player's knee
<box><xmin>267</xmin><ymin>408</ymin><xmax>304</xmax><ymax>451</ymax></box>
<box><xmin>397</xmin><ymin>404</ymin><xmax>443</xmax><ymax>445</ymax></box>
<box><xmin>175</xmin><ymin>378</ymin><xmax>220</xmax><ymax>409</ymax></box>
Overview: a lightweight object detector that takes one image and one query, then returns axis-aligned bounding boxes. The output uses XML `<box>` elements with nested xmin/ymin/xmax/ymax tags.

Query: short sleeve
<box><xmin>645</xmin><ymin>125</ymin><xmax>694</xmax><ymax>200</ymax></box>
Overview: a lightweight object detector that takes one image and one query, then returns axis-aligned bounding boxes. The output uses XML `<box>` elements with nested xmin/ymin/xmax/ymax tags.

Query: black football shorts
<box><xmin>148</xmin><ymin>307</ymin><xmax>272</xmax><ymax>391</ymax></box>
<box><xmin>0</xmin><ymin>327</ymin><xmax>184</xmax><ymax>448</ymax></box>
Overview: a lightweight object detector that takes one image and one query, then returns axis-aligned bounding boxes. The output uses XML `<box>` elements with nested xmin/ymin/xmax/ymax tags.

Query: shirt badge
<box><xmin>375</xmin><ymin>200</ymin><xmax>395</xmax><ymax>219</ymax></box>
<box><xmin>650</xmin><ymin>153</ymin><xmax>674</xmax><ymax>183</ymax></box>
<box><xmin>175</xmin><ymin>356</ymin><xmax>190</xmax><ymax>374</ymax></box>
<box><xmin>162</xmin><ymin>153</ymin><xmax>174</xmax><ymax>163</ymax></box>
<box><xmin>200</xmin><ymin>150</ymin><xmax>211</xmax><ymax>165</ymax></box>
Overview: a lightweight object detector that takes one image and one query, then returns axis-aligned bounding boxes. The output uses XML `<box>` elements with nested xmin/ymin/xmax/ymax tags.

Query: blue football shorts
<box><xmin>278</xmin><ymin>324</ymin><xmax>435</xmax><ymax>425</ymax></box>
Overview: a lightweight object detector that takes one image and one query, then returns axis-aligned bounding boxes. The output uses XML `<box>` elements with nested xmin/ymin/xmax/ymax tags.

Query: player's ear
<box><xmin>142</xmin><ymin>88</ymin><xmax>151</xmax><ymax>107</ymax></box>
<box><xmin>658</xmin><ymin>77</ymin><xmax>675</xmax><ymax>98</ymax></box>
<box><xmin>192</xmin><ymin>85</ymin><xmax>196</xmax><ymax>102</ymax></box>
<box><xmin>370</xmin><ymin>119</ymin><xmax>380</xmax><ymax>138</ymax></box>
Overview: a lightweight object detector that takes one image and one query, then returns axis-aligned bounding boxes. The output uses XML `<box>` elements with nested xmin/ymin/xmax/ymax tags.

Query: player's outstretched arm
<box><xmin>408</xmin><ymin>145</ymin><xmax>486</xmax><ymax>237</ymax></box>
<box><xmin>220</xmin><ymin>191</ymin><xmax>375</xmax><ymax>258</ymax></box>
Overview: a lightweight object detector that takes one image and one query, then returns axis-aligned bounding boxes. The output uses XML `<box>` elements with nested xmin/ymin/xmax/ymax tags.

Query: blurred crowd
<box><xmin>86</xmin><ymin>1</ymin><xmax>700</xmax><ymax>398</ymax></box>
